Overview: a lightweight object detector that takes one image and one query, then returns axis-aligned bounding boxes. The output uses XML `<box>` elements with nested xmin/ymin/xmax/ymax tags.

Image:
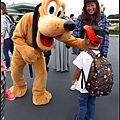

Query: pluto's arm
<box><xmin>12</xmin><ymin>13</ymin><xmax>33</xmax><ymax>53</ymax></box>
<box><xmin>64</xmin><ymin>35</ymin><xmax>88</xmax><ymax>50</ymax></box>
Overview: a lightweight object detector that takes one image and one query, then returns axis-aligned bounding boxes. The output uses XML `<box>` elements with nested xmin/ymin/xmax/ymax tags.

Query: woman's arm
<box><xmin>99</xmin><ymin>15</ymin><xmax>109</xmax><ymax>57</ymax></box>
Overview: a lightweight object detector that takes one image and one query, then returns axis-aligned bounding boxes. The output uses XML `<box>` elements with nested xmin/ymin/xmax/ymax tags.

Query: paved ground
<box><xmin>4</xmin><ymin>36</ymin><xmax>119</xmax><ymax>120</ymax></box>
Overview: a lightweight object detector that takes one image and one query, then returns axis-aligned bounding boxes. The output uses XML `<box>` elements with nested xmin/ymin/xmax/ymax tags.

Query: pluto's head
<box><xmin>32</xmin><ymin>0</ymin><xmax>76</xmax><ymax>51</ymax></box>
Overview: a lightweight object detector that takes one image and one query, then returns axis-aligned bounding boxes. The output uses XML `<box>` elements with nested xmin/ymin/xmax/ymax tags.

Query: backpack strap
<box><xmin>87</xmin><ymin>49</ymin><xmax>105</xmax><ymax>59</ymax></box>
<box><xmin>87</xmin><ymin>49</ymin><xmax>99</xmax><ymax>59</ymax></box>
<box><xmin>81</xmin><ymin>70</ymin><xmax>86</xmax><ymax>89</ymax></box>
<box><xmin>3</xmin><ymin>15</ymin><xmax>11</xmax><ymax>35</ymax></box>
<box><xmin>81</xmin><ymin>49</ymin><xmax>98</xmax><ymax>89</ymax></box>
<box><xmin>4</xmin><ymin>15</ymin><xmax>13</xmax><ymax>24</ymax></box>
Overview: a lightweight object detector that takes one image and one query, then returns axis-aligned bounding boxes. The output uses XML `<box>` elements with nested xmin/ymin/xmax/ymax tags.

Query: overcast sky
<box><xmin>3</xmin><ymin>0</ymin><xmax>119</xmax><ymax>17</ymax></box>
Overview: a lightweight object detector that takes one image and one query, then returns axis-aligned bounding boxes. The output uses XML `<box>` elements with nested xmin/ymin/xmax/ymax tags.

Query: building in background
<box><xmin>7</xmin><ymin>2</ymin><xmax>36</xmax><ymax>22</ymax></box>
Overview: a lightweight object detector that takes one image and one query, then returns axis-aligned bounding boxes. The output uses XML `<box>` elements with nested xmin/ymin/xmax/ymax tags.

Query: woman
<box><xmin>1</xmin><ymin>2</ymin><xmax>14</xmax><ymax>70</ymax></box>
<box><xmin>72</xmin><ymin>0</ymin><xmax>109</xmax><ymax>58</ymax></box>
<box><xmin>52</xmin><ymin>12</ymin><xmax>71</xmax><ymax>72</ymax></box>
<box><xmin>52</xmin><ymin>40</ymin><xmax>71</xmax><ymax>72</ymax></box>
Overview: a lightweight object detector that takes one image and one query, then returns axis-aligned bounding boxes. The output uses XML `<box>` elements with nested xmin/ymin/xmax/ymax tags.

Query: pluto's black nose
<box><xmin>64</xmin><ymin>20</ymin><xmax>76</xmax><ymax>31</ymax></box>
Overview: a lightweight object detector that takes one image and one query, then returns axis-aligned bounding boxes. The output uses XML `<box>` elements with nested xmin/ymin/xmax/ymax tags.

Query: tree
<box><xmin>108</xmin><ymin>14</ymin><xmax>119</xmax><ymax>19</ymax></box>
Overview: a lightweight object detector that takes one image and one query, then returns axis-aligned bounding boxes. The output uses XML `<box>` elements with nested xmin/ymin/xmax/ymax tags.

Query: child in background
<box><xmin>1</xmin><ymin>34</ymin><xmax>15</xmax><ymax>101</ymax></box>
<box><xmin>71</xmin><ymin>25</ymin><xmax>104</xmax><ymax>120</ymax></box>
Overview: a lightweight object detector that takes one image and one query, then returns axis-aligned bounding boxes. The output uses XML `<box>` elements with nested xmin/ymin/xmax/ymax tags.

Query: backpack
<box><xmin>4</xmin><ymin>15</ymin><xmax>16</xmax><ymax>38</ymax></box>
<box><xmin>81</xmin><ymin>49</ymin><xmax>114</xmax><ymax>97</ymax></box>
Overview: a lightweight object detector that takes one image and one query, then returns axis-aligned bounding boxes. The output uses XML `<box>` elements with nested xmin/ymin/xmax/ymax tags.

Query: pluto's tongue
<box><xmin>40</xmin><ymin>33</ymin><xmax>53</xmax><ymax>47</ymax></box>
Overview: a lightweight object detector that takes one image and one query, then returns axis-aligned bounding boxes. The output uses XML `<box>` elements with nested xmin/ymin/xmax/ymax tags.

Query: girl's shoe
<box><xmin>6</xmin><ymin>67</ymin><xmax>11</xmax><ymax>72</ymax></box>
<box><xmin>5</xmin><ymin>87</ymin><xmax>15</xmax><ymax>100</ymax></box>
<box><xmin>70</xmin><ymin>84</ymin><xmax>76</xmax><ymax>90</ymax></box>
<box><xmin>70</xmin><ymin>80</ymin><xmax>78</xmax><ymax>91</ymax></box>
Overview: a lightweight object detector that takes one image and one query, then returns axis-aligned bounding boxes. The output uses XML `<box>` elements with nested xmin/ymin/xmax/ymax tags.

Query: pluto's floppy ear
<box><xmin>29</xmin><ymin>3</ymin><xmax>41</xmax><ymax>78</ymax></box>
<box><xmin>32</xmin><ymin>3</ymin><xmax>41</xmax><ymax>49</ymax></box>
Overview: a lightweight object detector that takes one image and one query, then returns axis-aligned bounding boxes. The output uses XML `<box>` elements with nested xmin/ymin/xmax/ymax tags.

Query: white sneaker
<box><xmin>70</xmin><ymin>81</ymin><xmax>78</xmax><ymax>91</ymax></box>
<box><xmin>70</xmin><ymin>84</ymin><xmax>76</xmax><ymax>90</ymax></box>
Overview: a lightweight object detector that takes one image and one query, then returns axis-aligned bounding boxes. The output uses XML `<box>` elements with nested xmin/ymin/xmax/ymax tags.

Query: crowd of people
<box><xmin>1</xmin><ymin>0</ymin><xmax>110</xmax><ymax>120</ymax></box>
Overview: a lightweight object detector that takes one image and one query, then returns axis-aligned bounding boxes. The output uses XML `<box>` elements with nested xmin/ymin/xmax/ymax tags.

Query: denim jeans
<box><xmin>3</xmin><ymin>38</ymin><xmax>14</xmax><ymax>68</ymax></box>
<box><xmin>77</xmin><ymin>91</ymin><xmax>96</xmax><ymax>120</ymax></box>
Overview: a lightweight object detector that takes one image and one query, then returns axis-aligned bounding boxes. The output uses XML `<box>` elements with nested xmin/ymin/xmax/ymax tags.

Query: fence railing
<box><xmin>108</xmin><ymin>19</ymin><xmax>119</xmax><ymax>26</ymax></box>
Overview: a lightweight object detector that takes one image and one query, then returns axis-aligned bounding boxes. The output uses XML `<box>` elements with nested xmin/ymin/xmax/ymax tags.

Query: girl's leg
<box><xmin>3</xmin><ymin>38</ymin><xmax>11</xmax><ymax>69</ymax></box>
<box><xmin>77</xmin><ymin>92</ymin><xmax>89</xmax><ymax>120</ymax></box>
<box><xmin>86</xmin><ymin>94</ymin><xmax>96</xmax><ymax>120</ymax></box>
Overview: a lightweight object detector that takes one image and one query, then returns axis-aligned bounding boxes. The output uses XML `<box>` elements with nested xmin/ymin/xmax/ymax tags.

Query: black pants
<box><xmin>44</xmin><ymin>50</ymin><xmax>51</xmax><ymax>68</ymax></box>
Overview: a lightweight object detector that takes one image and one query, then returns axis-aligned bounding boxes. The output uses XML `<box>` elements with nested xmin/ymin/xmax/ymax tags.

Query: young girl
<box><xmin>71</xmin><ymin>25</ymin><xmax>104</xmax><ymax>120</ymax></box>
<box><xmin>1</xmin><ymin>34</ymin><xmax>15</xmax><ymax>101</ymax></box>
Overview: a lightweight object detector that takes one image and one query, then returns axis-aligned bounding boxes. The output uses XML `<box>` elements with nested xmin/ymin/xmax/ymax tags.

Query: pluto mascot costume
<box><xmin>10</xmin><ymin>0</ymin><xmax>88</xmax><ymax>105</ymax></box>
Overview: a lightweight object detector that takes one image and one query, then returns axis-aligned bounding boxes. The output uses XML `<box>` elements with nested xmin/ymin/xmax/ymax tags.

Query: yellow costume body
<box><xmin>10</xmin><ymin>0</ymin><xmax>87</xmax><ymax>105</ymax></box>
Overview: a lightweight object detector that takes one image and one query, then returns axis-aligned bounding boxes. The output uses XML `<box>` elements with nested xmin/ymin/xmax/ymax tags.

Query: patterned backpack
<box><xmin>81</xmin><ymin>49</ymin><xmax>114</xmax><ymax>97</ymax></box>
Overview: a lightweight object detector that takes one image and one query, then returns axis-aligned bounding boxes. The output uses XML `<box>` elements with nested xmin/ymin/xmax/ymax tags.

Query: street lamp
<box><xmin>5</xmin><ymin>2</ymin><xmax>8</xmax><ymax>6</ymax></box>
<box><xmin>101</xmin><ymin>3</ymin><xmax>106</xmax><ymax>14</ymax></box>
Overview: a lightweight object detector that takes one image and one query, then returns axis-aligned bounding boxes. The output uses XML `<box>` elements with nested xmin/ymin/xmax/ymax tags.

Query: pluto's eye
<box><xmin>47</xmin><ymin>1</ymin><xmax>56</xmax><ymax>14</ymax></box>
<box><xmin>49</xmin><ymin>6</ymin><xmax>54</xmax><ymax>14</ymax></box>
<box><xmin>57</xmin><ymin>7</ymin><xmax>62</xmax><ymax>17</ymax></box>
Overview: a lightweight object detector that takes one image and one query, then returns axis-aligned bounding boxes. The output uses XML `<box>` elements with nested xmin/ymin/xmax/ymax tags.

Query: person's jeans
<box><xmin>77</xmin><ymin>92</ymin><xmax>96</xmax><ymax>120</ymax></box>
<box><xmin>3</xmin><ymin>38</ymin><xmax>14</xmax><ymax>68</ymax></box>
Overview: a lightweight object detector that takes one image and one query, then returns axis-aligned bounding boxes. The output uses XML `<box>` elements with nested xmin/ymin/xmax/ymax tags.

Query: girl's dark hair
<box><xmin>82</xmin><ymin>0</ymin><xmax>101</xmax><ymax>25</ymax></box>
<box><xmin>1</xmin><ymin>2</ymin><xmax>8</xmax><ymax>15</ymax></box>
